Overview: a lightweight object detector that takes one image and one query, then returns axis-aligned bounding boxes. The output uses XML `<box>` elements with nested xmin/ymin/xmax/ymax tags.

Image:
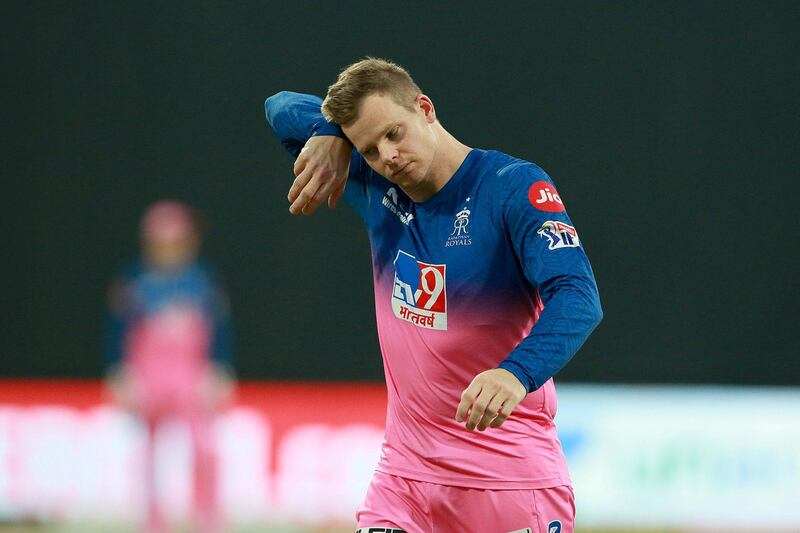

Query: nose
<box><xmin>380</xmin><ymin>144</ymin><xmax>399</xmax><ymax>166</ymax></box>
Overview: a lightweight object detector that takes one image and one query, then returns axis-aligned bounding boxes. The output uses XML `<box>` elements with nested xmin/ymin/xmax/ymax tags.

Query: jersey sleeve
<box><xmin>263</xmin><ymin>90</ymin><xmax>375</xmax><ymax>223</ymax></box>
<box><xmin>103</xmin><ymin>265</ymin><xmax>138</xmax><ymax>371</ymax></box>
<box><xmin>264</xmin><ymin>91</ymin><xmax>346</xmax><ymax>156</ymax></box>
<box><xmin>205</xmin><ymin>267</ymin><xmax>235</xmax><ymax>370</ymax></box>
<box><xmin>496</xmin><ymin>164</ymin><xmax>603</xmax><ymax>392</ymax></box>
<box><xmin>104</xmin><ymin>279</ymin><xmax>127</xmax><ymax>370</ymax></box>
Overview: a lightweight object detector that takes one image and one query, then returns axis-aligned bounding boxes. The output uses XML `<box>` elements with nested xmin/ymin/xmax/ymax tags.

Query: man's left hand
<box><xmin>455</xmin><ymin>368</ymin><xmax>527</xmax><ymax>431</ymax></box>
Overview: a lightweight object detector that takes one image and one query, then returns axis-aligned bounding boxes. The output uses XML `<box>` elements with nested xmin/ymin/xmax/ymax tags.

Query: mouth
<box><xmin>393</xmin><ymin>162</ymin><xmax>411</xmax><ymax>179</ymax></box>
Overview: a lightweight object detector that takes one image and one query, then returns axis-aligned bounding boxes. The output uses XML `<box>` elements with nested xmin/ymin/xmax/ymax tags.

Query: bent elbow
<box><xmin>590</xmin><ymin>295</ymin><xmax>604</xmax><ymax>328</ymax></box>
<box><xmin>265</xmin><ymin>90</ymin><xmax>289</xmax><ymax>108</ymax></box>
<box><xmin>593</xmin><ymin>302</ymin><xmax>604</xmax><ymax>327</ymax></box>
<box><xmin>264</xmin><ymin>91</ymin><xmax>293</xmax><ymax>124</ymax></box>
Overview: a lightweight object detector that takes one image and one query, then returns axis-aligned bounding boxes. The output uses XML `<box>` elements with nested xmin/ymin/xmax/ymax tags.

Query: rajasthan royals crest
<box><xmin>446</xmin><ymin>199</ymin><xmax>472</xmax><ymax>247</ymax></box>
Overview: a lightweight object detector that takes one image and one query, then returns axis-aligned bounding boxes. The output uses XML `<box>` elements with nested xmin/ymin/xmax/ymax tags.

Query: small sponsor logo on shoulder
<box><xmin>537</xmin><ymin>221</ymin><xmax>579</xmax><ymax>250</ymax></box>
<box><xmin>391</xmin><ymin>250</ymin><xmax>447</xmax><ymax>330</ymax></box>
<box><xmin>382</xmin><ymin>186</ymin><xmax>415</xmax><ymax>225</ymax></box>
<box><xmin>528</xmin><ymin>181</ymin><xmax>565</xmax><ymax>212</ymax></box>
<box><xmin>547</xmin><ymin>520</ymin><xmax>562</xmax><ymax>533</ymax></box>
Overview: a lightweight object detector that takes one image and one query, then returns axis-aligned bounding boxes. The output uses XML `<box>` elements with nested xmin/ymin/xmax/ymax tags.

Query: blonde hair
<box><xmin>321</xmin><ymin>58</ymin><xmax>421</xmax><ymax>125</ymax></box>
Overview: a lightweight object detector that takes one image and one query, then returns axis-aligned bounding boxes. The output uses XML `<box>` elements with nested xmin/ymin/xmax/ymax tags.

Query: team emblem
<box><xmin>452</xmin><ymin>208</ymin><xmax>470</xmax><ymax>237</ymax></box>
<box><xmin>391</xmin><ymin>250</ymin><xmax>447</xmax><ymax>330</ymax></box>
<box><xmin>446</xmin><ymin>202</ymin><xmax>472</xmax><ymax>247</ymax></box>
<box><xmin>537</xmin><ymin>221</ymin><xmax>579</xmax><ymax>250</ymax></box>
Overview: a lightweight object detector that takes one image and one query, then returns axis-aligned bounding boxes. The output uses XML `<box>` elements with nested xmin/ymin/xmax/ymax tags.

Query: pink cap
<box><xmin>140</xmin><ymin>200</ymin><xmax>197</xmax><ymax>242</ymax></box>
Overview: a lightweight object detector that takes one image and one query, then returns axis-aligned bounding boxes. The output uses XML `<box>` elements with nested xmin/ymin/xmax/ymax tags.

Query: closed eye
<box><xmin>359</xmin><ymin>125</ymin><xmax>401</xmax><ymax>159</ymax></box>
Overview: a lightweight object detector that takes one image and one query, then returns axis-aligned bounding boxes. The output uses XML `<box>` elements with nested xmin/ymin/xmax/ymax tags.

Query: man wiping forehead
<box><xmin>265</xmin><ymin>58</ymin><xmax>602</xmax><ymax>533</ymax></box>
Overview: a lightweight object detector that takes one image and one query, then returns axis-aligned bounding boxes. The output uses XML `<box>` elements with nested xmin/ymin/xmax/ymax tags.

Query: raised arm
<box><xmin>265</xmin><ymin>91</ymin><xmax>346</xmax><ymax>157</ymax></box>
<box><xmin>265</xmin><ymin>91</ymin><xmax>353</xmax><ymax>215</ymax></box>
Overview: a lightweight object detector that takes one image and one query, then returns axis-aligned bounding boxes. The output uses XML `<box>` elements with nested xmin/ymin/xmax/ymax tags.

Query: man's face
<box><xmin>343</xmin><ymin>93</ymin><xmax>438</xmax><ymax>195</ymax></box>
<box><xmin>143</xmin><ymin>233</ymin><xmax>199</xmax><ymax>271</ymax></box>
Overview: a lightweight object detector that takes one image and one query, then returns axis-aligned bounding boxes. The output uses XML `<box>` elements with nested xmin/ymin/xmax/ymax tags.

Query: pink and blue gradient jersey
<box><xmin>265</xmin><ymin>92</ymin><xmax>602</xmax><ymax>489</ymax></box>
<box><xmin>105</xmin><ymin>260</ymin><xmax>234</xmax><ymax>380</ymax></box>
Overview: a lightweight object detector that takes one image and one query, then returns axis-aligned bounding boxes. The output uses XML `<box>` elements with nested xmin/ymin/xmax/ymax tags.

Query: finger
<box><xmin>293</xmin><ymin>149</ymin><xmax>309</xmax><ymax>177</ymax></box>
<box><xmin>466</xmin><ymin>390</ymin><xmax>495</xmax><ymax>431</ymax></box>
<box><xmin>455</xmin><ymin>383</ymin><xmax>481</xmax><ymax>422</ymax></box>
<box><xmin>288</xmin><ymin>167</ymin><xmax>313</xmax><ymax>203</ymax></box>
<box><xmin>301</xmin><ymin>185</ymin><xmax>326</xmax><ymax>215</ymax></box>
<box><xmin>489</xmin><ymin>401</ymin><xmax>516</xmax><ymax>428</ymax></box>
<box><xmin>303</xmin><ymin>176</ymin><xmax>338</xmax><ymax>215</ymax></box>
<box><xmin>328</xmin><ymin>179</ymin><xmax>347</xmax><ymax>209</ymax></box>
<box><xmin>477</xmin><ymin>395</ymin><xmax>506</xmax><ymax>431</ymax></box>
<box><xmin>300</xmin><ymin>171</ymin><xmax>340</xmax><ymax>215</ymax></box>
<box><xmin>289</xmin><ymin>177</ymin><xmax>322</xmax><ymax>215</ymax></box>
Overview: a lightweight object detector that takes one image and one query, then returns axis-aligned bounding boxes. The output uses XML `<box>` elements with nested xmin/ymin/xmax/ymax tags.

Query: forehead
<box><xmin>344</xmin><ymin>93</ymin><xmax>412</xmax><ymax>150</ymax></box>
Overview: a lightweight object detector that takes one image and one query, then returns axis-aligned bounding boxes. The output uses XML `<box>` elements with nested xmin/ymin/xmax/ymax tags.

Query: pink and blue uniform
<box><xmin>266</xmin><ymin>92</ymin><xmax>602</xmax><ymax>532</ymax></box>
<box><xmin>106</xmin><ymin>260</ymin><xmax>233</xmax><ymax>533</ymax></box>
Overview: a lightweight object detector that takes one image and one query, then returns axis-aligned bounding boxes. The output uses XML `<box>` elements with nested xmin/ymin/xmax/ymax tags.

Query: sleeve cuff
<box><xmin>311</xmin><ymin>120</ymin><xmax>346</xmax><ymax>138</ymax></box>
<box><xmin>498</xmin><ymin>360</ymin><xmax>539</xmax><ymax>393</ymax></box>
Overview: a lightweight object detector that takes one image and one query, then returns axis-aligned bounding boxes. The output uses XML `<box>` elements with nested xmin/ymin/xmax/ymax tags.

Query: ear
<box><xmin>416</xmin><ymin>94</ymin><xmax>436</xmax><ymax>124</ymax></box>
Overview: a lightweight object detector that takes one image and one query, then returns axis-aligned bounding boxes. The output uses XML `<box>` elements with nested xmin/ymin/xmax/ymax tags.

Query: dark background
<box><xmin>2</xmin><ymin>1</ymin><xmax>798</xmax><ymax>384</ymax></box>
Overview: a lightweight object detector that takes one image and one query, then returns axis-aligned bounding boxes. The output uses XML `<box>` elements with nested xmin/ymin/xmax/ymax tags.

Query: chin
<box><xmin>397</xmin><ymin>172</ymin><xmax>419</xmax><ymax>188</ymax></box>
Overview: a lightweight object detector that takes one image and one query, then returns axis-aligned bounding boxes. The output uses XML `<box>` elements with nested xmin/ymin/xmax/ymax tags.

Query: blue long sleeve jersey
<box><xmin>264</xmin><ymin>92</ymin><xmax>601</xmax><ymax>392</ymax></box>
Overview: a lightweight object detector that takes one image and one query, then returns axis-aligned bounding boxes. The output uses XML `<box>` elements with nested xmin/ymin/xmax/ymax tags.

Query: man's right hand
<box><xmin>288</xmin><ymin>135</ymin><xmax>352</xmax><ymax>215</ymax></box>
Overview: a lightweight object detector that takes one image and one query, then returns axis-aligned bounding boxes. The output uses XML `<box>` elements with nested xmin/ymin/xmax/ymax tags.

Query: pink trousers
<box><xmin>137</xmin><ymin>392</ymin><xmax>219</xmax><ymax>533</ymax></box>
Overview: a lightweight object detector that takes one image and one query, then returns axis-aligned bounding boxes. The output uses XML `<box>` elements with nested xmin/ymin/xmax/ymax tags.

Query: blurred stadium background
<box><xmin>2</xmin><ymin>1</ymin><xmax>798</xmax><ymax>532</ymax></box>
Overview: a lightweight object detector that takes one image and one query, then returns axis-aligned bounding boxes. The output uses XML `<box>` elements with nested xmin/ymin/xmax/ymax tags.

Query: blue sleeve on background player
<box><xmin>497</xmin><ymin>165</ymin><xmax>603</xmax><ymax>392</ymax></box>
<box><xmin>104</xmin><ymin>305</ymin><xmax>127</xmax><ymax>370</ymax></box>
<box><xmin>104</xmin><ymin>265</ymin><xmax>137</xmax><ymax>371</ymax></box>
<box><xmin>264</xmin><ymin>91</ymin><xmax>375</xmax><ymax>222</ymax></box>
<box><xmin>206</xmin><ymin>268</ymin><xmax>235</xmax><ymax>370</ymax></box>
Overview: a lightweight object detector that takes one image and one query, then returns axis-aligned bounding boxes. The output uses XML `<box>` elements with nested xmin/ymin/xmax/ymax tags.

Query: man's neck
<box><xmin>406</xmin><ymin>126</ymin><xmax>471</xmax><ymax>203</ymax></box>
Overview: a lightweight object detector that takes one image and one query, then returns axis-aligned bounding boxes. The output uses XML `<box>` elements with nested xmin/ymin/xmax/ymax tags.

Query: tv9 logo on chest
<box><xmin>391</xmin><ymin>250</ymin><xmax>447</xmax><ymax>330</ymax></box>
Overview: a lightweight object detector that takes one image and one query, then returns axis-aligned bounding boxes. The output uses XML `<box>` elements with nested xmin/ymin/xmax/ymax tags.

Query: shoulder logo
<box><xmin>528</xmin><ymin>180</ymin><xmax>565</xmax><ymax>212</ymax></box>
<box><xmin>537</xmin><ymin>221</ymin><xmax>579</xmax><ymax>250</ymax></box>
<box><xmin>446</xmin><ymin>198</ymin><xmax>473</xmax><ymax>247</ymax></box>
<box><xmin>547</xmin><ymin>520</ymin><xmax>562</xmax><ymax>533</ymax></box>
<box><xmin>391</xmin><ymin>250</ymin><xmax>447</xmax><ymax>330</ymax></box>
<box><xmin>382</xmin><ymin>186</ymin><xmax>415</xmax><ymax>225</ymax></box>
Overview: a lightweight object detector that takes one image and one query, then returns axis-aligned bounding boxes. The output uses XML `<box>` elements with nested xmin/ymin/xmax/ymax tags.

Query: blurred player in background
<box><xmin>105</xmin><ymin>200</ymin><xmax>234</xmax><ymax>533</ymax></box>
<box><xmin>265</xmin><ymin>58</ymin><xmax>602</xmax><ymax>533</ymax></box>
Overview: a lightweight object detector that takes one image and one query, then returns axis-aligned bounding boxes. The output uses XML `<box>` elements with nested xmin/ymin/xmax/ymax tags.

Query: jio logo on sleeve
<box><xmin>528</xmin><ymin>180</ymin><xmax>565</xmax><ymax>213</ymax></box>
